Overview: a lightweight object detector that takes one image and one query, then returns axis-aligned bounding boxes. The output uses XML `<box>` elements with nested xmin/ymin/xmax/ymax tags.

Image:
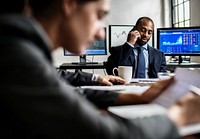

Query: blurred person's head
<box><xmin>0</xmin><ymin>0</ymin><xmax>25</xmax><ymax>14</ymax></box>
<box><xmin>135</xmin><ymin>17</ymin><xmax>154</xmax><ymax>46</ymax></box>
<box><xmin>29</xmin><ymin>0</ymin><xmax>109</xmax><ymax>54</ymax></box>
<box><xmin>0</xmin><ymin>0</ymin><xmax>31</xmax><ymax>16</ymax></box>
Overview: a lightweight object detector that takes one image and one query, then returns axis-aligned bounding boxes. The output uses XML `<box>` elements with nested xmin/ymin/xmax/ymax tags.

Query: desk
<box><xmin>80</xmin><ymin>79</ymin><xmax>154</xmax><ymax>94</ymax></box>
<box><xmin>167</xmin><ymin>62</ymin><xmax>200</xmax><ymax>72</ymax></box>
<box><xmin>59</xmin><ymin>63</ymin><xmax>105</xmax><ymax>71</ymax></box>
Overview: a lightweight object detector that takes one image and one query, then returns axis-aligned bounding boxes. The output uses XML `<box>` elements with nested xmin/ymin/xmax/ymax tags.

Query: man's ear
<box><xmin>62</xmin><ymin>0</ymin><xmax>77</xmax><ymax>17</ymax></box>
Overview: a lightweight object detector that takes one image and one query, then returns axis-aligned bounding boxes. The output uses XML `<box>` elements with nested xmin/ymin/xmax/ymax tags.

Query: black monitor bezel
<box><xmin>63</xmin><ymin>27</ymin><xmax>107</xmax><ymax>56</ymax></box>
<box><xmin>157</xmin><ymin>26</ymin><xmax>200</xmax><ymax>56</ymax></box>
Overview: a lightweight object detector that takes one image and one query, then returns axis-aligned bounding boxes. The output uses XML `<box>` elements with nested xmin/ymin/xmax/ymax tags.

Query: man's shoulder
<box><xmin>111</xmin><ymin>43</ymin><xmax>125</xmax><ymax>48</ymax></box>
<box><xmin>110</xmin><ymin>45</ymin><xmax>122</xmax><ymax>53</ymax></box>
<box><xmin>148</xmin><ymin>45</ymin><xmax>163</xmax><ymax>54</ymax></box>
<box><xmin>110</xmin><ymin>43</ymin><xmax>129</xmax><ymax>52</ymax></box>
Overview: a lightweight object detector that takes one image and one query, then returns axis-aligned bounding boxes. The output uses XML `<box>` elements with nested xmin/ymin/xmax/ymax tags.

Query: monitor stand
<box><xmin>169</xmin><ymin>56</ymin><xmax>191</xmax><ymax>64</ymax></box>
<box><xmin>178</xmin><ymin>56</ymin><xmax>183</xmax><ymax>64</ymax></box>
<box><xmin>178</xmin><ymin>56</ymin><xmax>191</xmax><ymax>64</ymax></box>
<box><xmin>71</xmin><ymin>55</ymin><xmax>98</xmax><ymax>65</ymax></box>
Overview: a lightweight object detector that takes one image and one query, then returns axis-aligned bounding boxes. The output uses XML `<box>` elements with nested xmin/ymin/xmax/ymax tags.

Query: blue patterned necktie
<box><xmin>135</xmin><ymin>47</ymin><xmax>145</xmax><ymax>78</ymax></box>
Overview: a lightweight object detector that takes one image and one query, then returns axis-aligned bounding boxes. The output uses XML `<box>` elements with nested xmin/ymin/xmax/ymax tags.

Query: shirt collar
<box><xmin>126</xmin><ymin>42</ymin><xmax>148</xmax><ymax>50</ymax></box>
<box><xmin>126</xmin><ymin>42</ymin><xmax>134</xmax><ymax>48</ymax></box>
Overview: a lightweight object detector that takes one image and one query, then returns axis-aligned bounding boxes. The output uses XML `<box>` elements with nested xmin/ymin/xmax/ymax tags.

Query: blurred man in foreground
<box><xmin>0</xmin><ymin>0</ymin><xmax>200</xmax><ymax>138</ymax></box>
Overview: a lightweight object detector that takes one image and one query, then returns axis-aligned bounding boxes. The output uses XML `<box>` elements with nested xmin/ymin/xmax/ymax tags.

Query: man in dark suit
<box><xmin>1</xmin><ymin>0</ymin><xmax>200</xmax><ymax>138</ymax></box>
<box><xmin>106</xmin><ymin>17</ymin><xmax>166</xmax><ymax>78</ymax></box>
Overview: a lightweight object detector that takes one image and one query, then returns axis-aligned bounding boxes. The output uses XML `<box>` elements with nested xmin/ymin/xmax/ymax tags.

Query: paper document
<box><xmin>109</xmin><ymin>104</ymin><xmax>166</xmax><ymax>119</ymax></box>
<box><xmin>81</xmin><ymin>85</ymin><xmax>149</xmax><ymax>94</ymax></box>
<box><xmin>131</xmin><ymin>78</ymin><xmax>159</xmax><ymax>83</ymax></box>
<box><xmin>153</xmin><ymin>68</ymin><xmax>200</xmax><ymax>108</ymax></box>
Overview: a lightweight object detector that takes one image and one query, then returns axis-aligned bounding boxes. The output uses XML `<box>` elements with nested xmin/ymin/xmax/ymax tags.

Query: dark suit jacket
<box><xmin>106</xmin><ymin>43</ymin><xmax>167</xmax><ymax>78</ymax></box>
<box><xmin>0</xmin><ymin>15</ymin><xmax>179</xmax><ymax>139</ymax></box>
<box><xmin>57</xmin><ymin>69</ymin><xmax>94</xmax><ymax>86</ymax></box>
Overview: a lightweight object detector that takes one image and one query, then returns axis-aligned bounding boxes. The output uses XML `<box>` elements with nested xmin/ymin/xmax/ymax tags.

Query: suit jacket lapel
<box><xmin>148</xmin><ymin>45</ymin><xmax>154</xmax><ymax>66</ymax></box>
<box><xmin>148</xmin><ymin>45</ymin><xmax>158</xmax><ymax>77</ymax></box>
<box><xmin>119</xmin><ymin>43</ymin><xmax>135</xmax><ymax>65</ymax></box>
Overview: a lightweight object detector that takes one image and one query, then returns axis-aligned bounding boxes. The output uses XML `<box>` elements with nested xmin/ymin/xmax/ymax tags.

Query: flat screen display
<box><xmin>64</xmin><ymin>28</ymin><xmax>107</xmax><ymax>56</ymax></box>
<box><xmin>157</xmin><ymin>27</ymin><xmax>200</xmax><ymax>56</ymax></box>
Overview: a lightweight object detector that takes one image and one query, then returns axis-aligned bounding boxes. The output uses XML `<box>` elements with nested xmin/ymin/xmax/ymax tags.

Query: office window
<box><xmin>172</xmin><ymin>0</ymin><xmax>190</xmax><ymax>27</ymax></box>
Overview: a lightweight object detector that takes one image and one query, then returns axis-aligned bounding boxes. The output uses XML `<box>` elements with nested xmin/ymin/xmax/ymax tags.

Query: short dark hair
<box><xmin>29</xmin><ymin>0</ymin><xmax>64</xmax><ymax>20</ymax></box>
<box><xmin>0</xmin><ymin>0</ymin><xmax>25</xmax><ymax>14</ymax></box>
<box><xmin>29</xmin><ymin>0</ymin><xmax>99</xmax><ymax>18</ymax></box>
<box><xmin>135</xmin><ymin>17</ymin><xmax>154</xmax><ymax>27</ymax></box>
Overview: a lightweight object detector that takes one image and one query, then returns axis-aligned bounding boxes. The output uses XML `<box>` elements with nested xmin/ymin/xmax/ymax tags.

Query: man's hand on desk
<box><xmin>116</xmin><ymin>77</ymin><xmax>175</xmax><ymax>105</ymax></box>
<box><xmin>97</xmin><ymin>75</ymin><xmax>126</xmax><ymax>86</ymax></box>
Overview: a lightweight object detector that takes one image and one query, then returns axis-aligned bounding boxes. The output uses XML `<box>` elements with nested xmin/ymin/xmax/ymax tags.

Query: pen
<box><xmin>188</xmin><ymin>85</ymin><xmax>200</xmax><ymax>96</ymax></box>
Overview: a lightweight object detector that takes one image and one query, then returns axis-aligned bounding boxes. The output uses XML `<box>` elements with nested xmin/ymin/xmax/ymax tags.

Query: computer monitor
<box><xmin>157</xmin><ymin>27</ymin><xmax>200</xmax><ymax>64</ymax></box>
<box><xmin>64</xmin><ymin>28</ymin><xmax>107</xmax><ymax>64</ymax></box>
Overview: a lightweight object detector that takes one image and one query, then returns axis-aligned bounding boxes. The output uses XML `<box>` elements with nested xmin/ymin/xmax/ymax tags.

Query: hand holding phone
<box><xmin>127</xmin><ymin>27</ymin><xmax>141</xmax><ymax>45</ymax></box>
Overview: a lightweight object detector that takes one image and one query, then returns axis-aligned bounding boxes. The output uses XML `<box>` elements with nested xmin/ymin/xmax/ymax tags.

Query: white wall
<box><xmin>190</xmin><ymin>0</ymin><xmax>200</xmax><ymax>62</ymax></box>
<box><xmin>191</xmin><ymin>0</ymin><xmax>200</xmax><ymax>26</ymax></box>
<box><xmin>53</xmin><ymin>0</ymin><xmax>200</xmax><ymax>74</ymax></box>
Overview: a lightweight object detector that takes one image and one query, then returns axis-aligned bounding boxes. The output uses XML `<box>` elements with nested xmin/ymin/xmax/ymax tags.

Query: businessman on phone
<box><xmin>105</xmin><ymin>17</ymin><xmax>166</xmax><ymax>78</ymax></box>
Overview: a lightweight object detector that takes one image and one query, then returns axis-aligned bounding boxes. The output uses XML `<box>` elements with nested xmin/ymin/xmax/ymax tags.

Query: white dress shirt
<box><xmin>126</xmin><ymin>42</ymin><xmax>149</xmax><ymax>78</ymax></box>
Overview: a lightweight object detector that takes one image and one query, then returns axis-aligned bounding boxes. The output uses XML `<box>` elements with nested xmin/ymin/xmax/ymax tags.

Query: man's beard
<box><xmin>136</xmin><ymin>38</ymin><xmax>149</xmax><ymax>46</ymax></box>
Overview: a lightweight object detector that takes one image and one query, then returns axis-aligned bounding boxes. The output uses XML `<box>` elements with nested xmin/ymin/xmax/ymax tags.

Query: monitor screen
<box><xmin>157</xmin><ymin>27</ymin><xmax>200</xmax><ymax>56</ymax></box>
<box><xmin>64</xmin><ymin>28</ymin><xmax>107</xmax><ymax>56</ymax></box>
